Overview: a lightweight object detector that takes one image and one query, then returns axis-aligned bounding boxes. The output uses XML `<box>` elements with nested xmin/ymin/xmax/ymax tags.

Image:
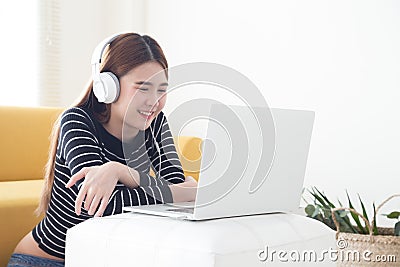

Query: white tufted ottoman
<box><xmin>65</xmin><ymin>212</ymin><xmax>336</xmax><ymax>266</ymax></box>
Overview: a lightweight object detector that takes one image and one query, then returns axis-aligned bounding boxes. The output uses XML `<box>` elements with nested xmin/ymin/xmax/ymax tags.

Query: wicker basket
<box><xmin>331</xmin><ymin>194</ymin><xmax>400</xmax><ymax>266</ymax></box>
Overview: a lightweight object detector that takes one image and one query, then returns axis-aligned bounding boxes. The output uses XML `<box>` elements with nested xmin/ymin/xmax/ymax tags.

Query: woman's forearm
<box><xmin>112</xmin><ymin>161</ymin><xmax>197</xmax><ymax>203</ymax></box>
<box><xmin>112</xmin><ymin>161</ymin><xmax>140</xmax><ymax>188</ymax></box>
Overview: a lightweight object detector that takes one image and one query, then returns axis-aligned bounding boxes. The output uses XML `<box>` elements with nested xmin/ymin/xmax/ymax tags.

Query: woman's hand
<box><xmin>65</xmin><ymin>161</ymin><xmax>121</xmax><ymax>217</ymax></box>
<box><xmin>169</xmin><ymin>176</ymin><xmax>198</xmax><ymax>203</ymax></box>
<box><xmin>183</xmin><ymin>175</ymin><xmax>198</xmax><ymax>189</ymax></box>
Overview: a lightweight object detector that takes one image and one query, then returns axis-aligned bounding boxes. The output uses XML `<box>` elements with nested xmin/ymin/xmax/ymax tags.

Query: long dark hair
<box><xmin>36</xmin><ymin>33</ymin><xmax>168</xmax><ymax>215</ymax></box>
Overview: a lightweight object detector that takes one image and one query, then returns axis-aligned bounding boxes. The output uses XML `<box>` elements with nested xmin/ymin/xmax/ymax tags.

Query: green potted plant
<box><xmin>302</xmin><ymin>187</ymin><xmax>400</xmax><ymax>266</ymax></box>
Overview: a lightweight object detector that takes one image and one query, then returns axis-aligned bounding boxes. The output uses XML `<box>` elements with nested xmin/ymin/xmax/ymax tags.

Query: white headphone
<box><xmin>91</xmin><ymin>33</ymin><xmax>123</xmax><ymax>103</ymax></box>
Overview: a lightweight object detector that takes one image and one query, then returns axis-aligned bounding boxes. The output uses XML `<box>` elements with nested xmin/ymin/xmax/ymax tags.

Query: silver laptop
<box><xmin>123</xmin><ymin>105</ymin><xmax>315</xmax><ymax>220</ymax></box>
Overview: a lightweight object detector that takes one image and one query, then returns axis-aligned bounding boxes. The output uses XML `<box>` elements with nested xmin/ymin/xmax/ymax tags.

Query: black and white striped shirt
<box><xmin>32</xmin><ymin>106</ymin><xmax>185</xmax><ymax>259</ymax></box>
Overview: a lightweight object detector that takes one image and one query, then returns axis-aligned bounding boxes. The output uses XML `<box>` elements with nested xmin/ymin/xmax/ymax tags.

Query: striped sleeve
<box><xmin>139</xmin><ymin>112</ymin><xmax>186</xmax><ymax>187</ymax></box>
<box><xmin>59</xmin><ymin>107</ymin><xmax>104</xmax><ymax>187</ymax></box>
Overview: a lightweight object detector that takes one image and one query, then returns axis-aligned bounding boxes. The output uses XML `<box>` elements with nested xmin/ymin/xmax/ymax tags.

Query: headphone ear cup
<box><xmin>94</xmin><ymin>72</ymin><xmax>120</xmax><ymax>103</ymax></box>
<box><xmin>93</xmin><ymin>76</ymin><xmax>106</xmax><ymax>103</ymax></box>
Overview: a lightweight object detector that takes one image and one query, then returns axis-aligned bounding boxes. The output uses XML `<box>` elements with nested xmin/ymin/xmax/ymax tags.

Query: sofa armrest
<box><xmin>0</xmin><ymin>180</ymin><xmax>44</xmax><ymax>266</ymax></box>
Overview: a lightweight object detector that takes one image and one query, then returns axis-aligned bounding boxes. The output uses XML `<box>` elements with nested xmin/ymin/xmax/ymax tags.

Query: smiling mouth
<box><xmin>138</xmin><ymin>110</ymin><xmax>154</xmax><ymax>116</ymax></box>
<box><xmin>138</xmin><ymin>110</ymin><xmax>156</xmax><ymax>120</ymax></box>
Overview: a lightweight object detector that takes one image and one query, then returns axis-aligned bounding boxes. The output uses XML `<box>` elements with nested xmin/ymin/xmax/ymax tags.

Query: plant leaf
<box><xmin>385</xmin><ymin>211</ymin><xmax>400</xmax><ymax>220</ymax></box>
<box><xmin>346</xmin><ymin>220</ymin><xmax>358</xmax><ymax>233</ymax></box>
<box><xmin>339</xmin><ymin>210</ymin><xmax>349</xmax><ymax>217</ymax></box>
<box><xmin>333</xmin><ymin>210</ymin><xmax>358</xmax><ymax>233</ymax></box>
<box><xmin>312</xmin><ymin>207</ymin><xmax>321</xmax><ymax>217</ymax></box>
<box><xmin>358</xmin><ymin>193</ymin><xmax>370</xmax><ymax>223</ymax></box>
<box><xmin>373</xmin><ymin>202</ymin><xmax>378</xmax><ymax>235</ymax></box>
<box><xmin>322</xmin><ymin>206</ymin><xmax>333</xmax><ymax>218</ymax></box>
<box><xmin>346</xmin><ymin>191</ymin><xmax>367</xmax><ymax>234</ymax></box>
<box><xmin>341</xmin><ymin>213</ymin><xmax>359</xmax><ymax>233</ymax></box>
<box><xmin>308</xmin><ymin>188</ymin><xmax>330</xmax><ymax>209</ymax></box>
<box><xmin>305</xmin><ymin>204</ymin><xmax>315</xmax><ymax>217</ymax></box>
<box><xmin>314</xmin><ymin>187</ymin><xmax>336</xmax><ymax>208</ymax></box>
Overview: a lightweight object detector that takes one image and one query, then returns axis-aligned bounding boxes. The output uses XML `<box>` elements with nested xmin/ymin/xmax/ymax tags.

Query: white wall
<box><xmin>58</xmin><ymin>0</ymin><xmax>145</xmax><ymax>107</ymax></box>
<box><xmin>145</xmin><ymin>0</ymin><xmax>400</xmax><ymax>226</ymax></box>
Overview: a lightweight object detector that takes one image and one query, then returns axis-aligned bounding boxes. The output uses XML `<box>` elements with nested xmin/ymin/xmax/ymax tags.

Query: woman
<box><xmin>8</xmin><ymin>32</ymin><xmax>197</xmax><ymax>266</ymax></box>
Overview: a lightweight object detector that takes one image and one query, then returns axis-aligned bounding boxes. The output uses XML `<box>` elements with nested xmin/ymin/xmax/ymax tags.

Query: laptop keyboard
<box><xmin>166</xmin><ymin>207</ymin><xmax>195</xmax><ymax>214</ymax></box>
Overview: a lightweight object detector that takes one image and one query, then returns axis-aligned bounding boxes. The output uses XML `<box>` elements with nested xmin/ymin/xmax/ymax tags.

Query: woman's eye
<box><xmin>158</xmin><ymin>89</ymin><xmax>167</xmax><ymax>93</ymax></box>
<box><xmin>138</xmin><ymin>88</ymin><xmax>148</xmax><ymax>91</ymax></box>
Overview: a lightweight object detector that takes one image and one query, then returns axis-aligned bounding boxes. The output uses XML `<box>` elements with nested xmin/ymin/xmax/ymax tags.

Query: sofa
<box><xmin>0</xmin><ymin>106</ymin><xmax>201</xmax><ymax>266</ymax></box>
<box><xmin>0</xmin><ymin>106</ymin><xmax>63</xmax><ymax>266</ymax></box>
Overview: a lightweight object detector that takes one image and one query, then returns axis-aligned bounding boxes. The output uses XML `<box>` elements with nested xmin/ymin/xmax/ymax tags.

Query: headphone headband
<box><xmin>91</xmin><ymin>32</ymin><xmax>125</xmax><ymax>80</ymax></box>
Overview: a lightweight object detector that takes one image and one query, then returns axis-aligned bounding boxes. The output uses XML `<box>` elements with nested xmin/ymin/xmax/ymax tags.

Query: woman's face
<box><xmin>112</xmin><ymin>61</ymin><xmax>168</xmax><ymax>134</ymax></box>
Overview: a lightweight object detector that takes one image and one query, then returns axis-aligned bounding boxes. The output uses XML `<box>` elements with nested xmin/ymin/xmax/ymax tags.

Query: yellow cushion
<box><xmin>0</xmin><ymin>106</ymin><xmax>63</xmax><ymax>182</ymax></box>
<box><xmin>149</xmin><ymin>136</ymin><xmax>202</xmax><ymax>181</ymax></box>
<box><xmin>174</xmin><ymin>136</ymin><xmax>202</xmax><ymax>181</ymax></box>
<box><xmin>0</xmin><ymin>180</ymin><xmax>44</xmax><ymax>266</ymax></box>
